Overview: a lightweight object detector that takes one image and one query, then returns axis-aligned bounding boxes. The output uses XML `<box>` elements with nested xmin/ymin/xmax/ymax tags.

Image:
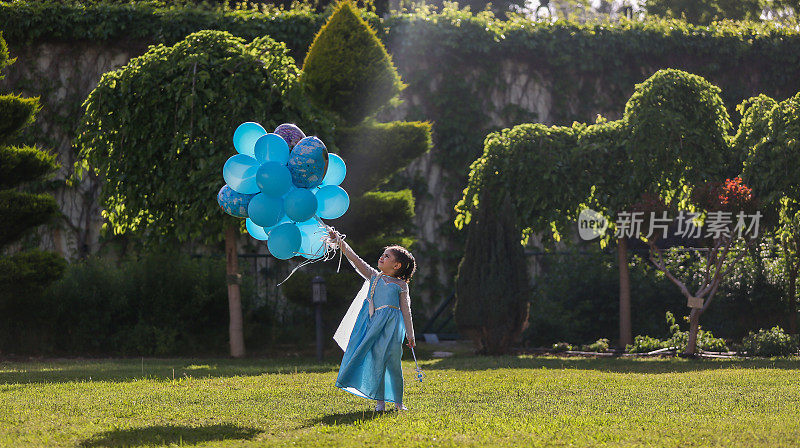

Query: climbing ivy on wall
<box><xmin>4</xmin><ymin>1</ymin><xmax>800</xmax><ymax>299</ymax></box>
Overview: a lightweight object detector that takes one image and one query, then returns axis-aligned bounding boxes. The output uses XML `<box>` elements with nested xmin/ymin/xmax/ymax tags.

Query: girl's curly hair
<box><xmin>385</xmin><ymin>245</ymin><xmax>416</xmax><ymax>283</ymax></box>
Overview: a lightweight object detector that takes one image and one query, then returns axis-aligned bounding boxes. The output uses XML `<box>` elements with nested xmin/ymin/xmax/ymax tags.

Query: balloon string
<box><xmin>275</xmin><ymin>223</ymin><xmax>345</xmax><ymax>286</ymax></box>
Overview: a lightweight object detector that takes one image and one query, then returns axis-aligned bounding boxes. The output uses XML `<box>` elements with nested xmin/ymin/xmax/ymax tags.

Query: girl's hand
<box><xmin>406</xmin><ymin>340</ymin><xmax>415</xmax><ymax>348</ymax></box>
<box><xmin>327</xmin><ymin>228</ymin><xmax>340</xmax><ymax>243</ymax></box>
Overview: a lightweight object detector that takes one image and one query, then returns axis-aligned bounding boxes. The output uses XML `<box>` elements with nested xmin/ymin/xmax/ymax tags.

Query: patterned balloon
<box><xmin>274</xmin><ymin>123</ymin><xmax>306</xmax><ymax>148</ymax></box>
<box><xmin>217</xmin><ymin>185</ymin><xmax>256</xmax><ymax>218</ymax></box>
<box><xmin>287</xmin><ymin>136</ymin><xmax>329</xmax><ymax>189</ymax></box>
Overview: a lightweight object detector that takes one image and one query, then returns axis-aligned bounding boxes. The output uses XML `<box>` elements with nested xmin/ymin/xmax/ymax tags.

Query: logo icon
<box><xmin>578</xmin><ymin>208</ymin><xmax>607</xmax><ymax>241</ymax></box>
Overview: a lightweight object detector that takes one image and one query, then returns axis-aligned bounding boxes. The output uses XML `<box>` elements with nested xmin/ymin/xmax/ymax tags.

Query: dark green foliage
<box><xmin>455</xmin><ymin>194</ymin><xmax>530</xmax><ymax>355</ymax></box>
<box><xmin>76</xmin><ymin>30</ymin><xmax>331</xmax><ymax>244</ymax></box>
<box><xmin>0</xmin><ymin>94</ymin><xmax>39</xmax><ymax>146</ymax></box>
<box><xmin>1</xmin><ymin>252</ymin><xmax>266</xmax><ymax>355</ymax></box>
<box><xmin>0</xmin><ymin>34</ymin><xmax>65</xmax><ymax>353</ymax></box>
<box><xmin>0</xmin><ymin>2</ymin><xmax>329</xmax><ymax>59</ymax></box>
<box><xmin>741</xmin><ymin>92</ymin><xmax>800</xmax><ymax>209</ymax></box>
<box><xmin>455</xmin><ymin>123</ymin><xmax>582</xmax><ymax>241</ymax></box>
<box><xmin>645</xmin><ymin>0</ymin><xmax>765</xmax><ymax>24</ymax></box>
<box><xmin>302</xmin><ymin>0</ymin><xmax>404</xmax><ymax>123</ymax></box>
<box><xmin>733</xmin><ymin>95</ymin><xmax>779</xmax><ymax>192</ymax></box>
<box><xmin>0</xmin><ymin>250</ymin><xmax>68</xmax><ymax>295</ymax></box>
<box><xmin>741</xmin><ymin>326</ymin><xmax>799</xmax><ymax>357</ymax></box>
<box><xmin>577</xmin><ymin>118</ymin><xmax>637</xmax><ymax>214</ymax></box>
<box><xmin>335</xmin><ymin>189</ymin><xmax>415</xmax><ymax>245</ymax></box>
<box><xmin>336</xmin><ymin>120</ymin><xmax>432</xmax><ymax>197</ymax></box>
<box><xmin>458</xmin><ymin>69</ymin><xmax>738</xmax><ymax>240</ymax></box>
<box><xmin>0</xmin><ymin>31</ymin><xmax>9</xmax><ymax>75</ymax></box>
<box><xmin>551</xmin><ymin>342</ymin><xmax>572</xmax><ymax>352</ymax></box>
<box><xmin>0</xmin><ymin>190</ymin><xmax>59</xmax><ymax>248</ymax></box>
<box><xmin>624</xmin><ymin>69</ymin><xmax>733</xmax><ymax>189</ymax></box>
<box><xmin>525</xmin><ymin>252</ymin><xmax>684</xmax><ymax>347</ymax></box>
<box><xmin>0</xmin><ymin>145</ymin><xmax>59</xmax><ymax>190</ymax></box>
<box><xmin>0</xmin><ymin>250</ymin><xmax>67</xmax><ymax>353</ymax></box>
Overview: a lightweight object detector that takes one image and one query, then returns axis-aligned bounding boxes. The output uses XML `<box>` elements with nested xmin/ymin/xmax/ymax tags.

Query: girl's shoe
<box><xmin>375</xmin><ymin>401</ymin><xmax>386</xmax><ymax>412</ymax></box>
<box><xmin>395</xmin><ymin>404</ymin><xmax>408</xmax><ymax>411</ymax></box>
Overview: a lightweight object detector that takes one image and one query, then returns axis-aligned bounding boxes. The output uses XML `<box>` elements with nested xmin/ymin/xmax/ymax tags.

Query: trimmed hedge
<box><xmin>301</xmin><ymin>0</ymin><xmax>403</xmax><ymax>123</ymax></box>
<box><xmin>337</xmin><ymin>120</ymin><xmax>432</xmax><ymax>198</ymax></box>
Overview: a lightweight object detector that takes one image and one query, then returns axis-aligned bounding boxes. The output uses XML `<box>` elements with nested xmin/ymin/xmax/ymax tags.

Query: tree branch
<box><xmin>648</xmin><ymin>240</ymin><xmax>692</xmax><ymax>299</ymax></box>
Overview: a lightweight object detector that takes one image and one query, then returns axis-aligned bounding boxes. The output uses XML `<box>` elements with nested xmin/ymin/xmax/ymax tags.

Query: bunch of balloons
<box><xmin>217</xmin><ymin>122</ymin><xmax>350</xmax><ymax>260</ymax></box>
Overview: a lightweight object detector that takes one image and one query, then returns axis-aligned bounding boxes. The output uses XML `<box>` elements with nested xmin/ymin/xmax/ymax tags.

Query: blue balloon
<box><xmin>248</xmin><ymin>193</ymin><xmax>284</xmax><ymax>228</ymax></box>
<box><xmin>223</xmin><ymin>154</ymin><xmax>260</xmax><ymax>194</ymax></box>
<box><xmin>217</xmin><ymin>185</ymin><xmax>256</xmax><ymax>218</ymax></box>
<box><xmin>298</xmin><ymin>219</ymin><xmax>327</xmax><ymax>259</ymax></box>
<box><xmin>267</xmin><ymin>223</ymin><xmax>302</xmax><ymax>260</ymax></box>
<box><xmin>246</xmin><ymin>218</ymin><xmax>268</xmax><ymax>241</ymax></box>
<box><xmin>284</xmin><ymin>188</ymin><xmax>318</xmax><ymax>222</ymax></box>
<box><xmin>233</xmin><ymin>122</ymin><xmax>267</xmax><ymax>157</ymax></box>
<box><xmin>322</xmin><ymin>153</ymin><xmax>346</xmax><ymax>186</ymax></box>
<box><xmin>288</xmin><ymin>136</ymin><xmax>328</xmax><ymax>188</ymax></box>
<box><xmin>256</xmin><ymin>161</ymin><xmax>293</xmax><ymax>197</ymax></box>
<box><xmin>254</xmin><ymin>133</ymin><xmax>290</xmax><ymax>165</ymax></box>
<box><xmin>316</xmin><ymin>185</ymin><xmax>350</xmax><ymax>219</ymax></box>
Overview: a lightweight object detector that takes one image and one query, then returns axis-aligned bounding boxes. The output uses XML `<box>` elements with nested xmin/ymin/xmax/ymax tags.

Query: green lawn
<box><xmin>1</xmin><ymin>350</ymin><xmax>799</xmax><ymax>447</ymax></box>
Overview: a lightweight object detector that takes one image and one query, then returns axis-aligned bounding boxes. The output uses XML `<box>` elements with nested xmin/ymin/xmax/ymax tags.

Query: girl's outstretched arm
<box><xmin>399</xmin><ymin>283</ymin><xmax>415</xmax><ymax>347</ymax></box>
<box><xmin>329</xmin><ymin>229</ymin><xmax>378</xmax><ymax>280</ymax></box>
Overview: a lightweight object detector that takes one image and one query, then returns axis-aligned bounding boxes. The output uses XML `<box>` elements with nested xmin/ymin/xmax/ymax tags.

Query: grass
<box><xmin>1</xmin><ymin>348</ymin><xmax>800</xmax><ymax>447</ymax></box>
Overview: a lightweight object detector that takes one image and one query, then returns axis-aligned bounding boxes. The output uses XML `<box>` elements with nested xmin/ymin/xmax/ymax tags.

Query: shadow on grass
<box><xmin>0</xmin><ymin>357</ymin><xmax>340</xmax><ymax>384</ymax></box>
<box><xmin>421</xmin><ymin>355</ymin><xmax>800</xmax><ymax>374</ymax></box>
<box><xmin>307</xmin><ymin>410</ymin><xmax>389</xmax><ymax>427</ymax></box>
<box><xmin>79</xmin><ymin>424</ymin><xmax>261</xmax><ymax>447</ymax></box>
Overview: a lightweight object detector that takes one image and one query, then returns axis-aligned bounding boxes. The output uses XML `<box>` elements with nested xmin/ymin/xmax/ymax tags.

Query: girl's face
<box><xmin>377</xmin><ymin>249</ymin><xmax>402</xmax><ymax>276</ymax></box>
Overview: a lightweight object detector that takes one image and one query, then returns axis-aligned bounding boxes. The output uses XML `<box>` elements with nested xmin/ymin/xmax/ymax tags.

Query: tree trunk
<box><xmin>617</xmin><ymin>237</ymin><xmax>632</xmax><ymax>348</ymax></box>
<box><xmin>789</xmin><ymin>262</ymin><xmax>798</xmax><ymax>335</ymax></box>
<box><xmin>685</xmin><ymin>307</ymin><xmax>701</xmax><ymax>355</ymax></box>
<box><xmin>225</xmin><ymin>224</ymin><xmax>246</xmax><ymax>358</ymax></box>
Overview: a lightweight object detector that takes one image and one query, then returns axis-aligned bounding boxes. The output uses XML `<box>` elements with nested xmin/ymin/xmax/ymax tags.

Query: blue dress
<box><xmin>336</xmin><ymin>274</ymin><xmax>409</xmax><ymax>404</ymax></box>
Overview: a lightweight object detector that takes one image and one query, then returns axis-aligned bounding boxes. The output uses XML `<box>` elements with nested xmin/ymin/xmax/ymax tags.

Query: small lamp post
<box><xmin>312</xmin><ymin>276</ymin><xmax>327</xmax><ymax>362</ymax></box>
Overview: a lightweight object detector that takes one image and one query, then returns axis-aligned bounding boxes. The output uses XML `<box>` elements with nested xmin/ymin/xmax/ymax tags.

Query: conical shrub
<box><xmin>302</xmin><ymin>0</ymin><xmax>404</xmax><ymax>123</ymax></box>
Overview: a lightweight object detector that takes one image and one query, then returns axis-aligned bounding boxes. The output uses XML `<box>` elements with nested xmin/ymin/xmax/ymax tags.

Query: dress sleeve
<box><xmin>399</xmin><ymin>283</ymin><xmax>415</xmax><ymax>345</ymax></box>
<box><xmin>336</xmin><ymin>235</ymin><xmax>379</xmax><ymax>280</ymax></box>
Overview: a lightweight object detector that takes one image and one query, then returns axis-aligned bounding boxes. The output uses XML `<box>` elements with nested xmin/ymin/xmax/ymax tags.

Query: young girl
<box><xmin>328</xmin><ymin>229</ymin><xmax>416</xmax><ymax>411</ymax></box>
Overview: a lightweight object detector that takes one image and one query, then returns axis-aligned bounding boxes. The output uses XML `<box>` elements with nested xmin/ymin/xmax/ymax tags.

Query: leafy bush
<box><xmin>741</xmin><ymin>326</ymin><xmax>799</xmax><ymax>357</ymax></box>
<box><xmin>626</xmin><ymin>311</ymin><xmax>729</xmax><ymax>354</ymax></box>
<box><xmin>0</xmin><ymin>250</ymin><xmax>67</xmax><ymax>353</ymax></box>
<box><xmin>580</xmin><ymin>338</ymin><xmax>610</xmax><ymax>353</ymax></box>
<box><xmin>626</xmin><ymin>335</ymin><xmax>667</xmax><ymax>354</ymax></box>
<box><xmin>551</xmin><ymin>342</ymin><xmax>573</xmax><ymax>353</ymax></box>
<box><xmin>30</xmin><ymin>252</ymin><xmax>264</xmax><ymax>356</ymax></box>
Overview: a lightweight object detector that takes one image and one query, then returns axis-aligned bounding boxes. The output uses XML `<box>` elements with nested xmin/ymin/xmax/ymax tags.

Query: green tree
<box><xmin>740</xmin><ymin>92</ymin><xmax>800</xmax><ymax>335</ymax></box>
<box><xmin>644</xmin><ymin>0</ymin><xmax>765</xmax><ymax>24</ymax></box>
<box><xmin>0</xmin><ymin>32</ymin><xmax>67</xmax><ymax>352</ymax></box>
<box><xmin>456</xmin><ymin>69</ymin><xmax>741</xmax><ymax>352</ymax></box>
<box><xmin>76</xmin><ymin>30</ymin><xmax>329</xmax><ymax>357</ymax></box>
<box><xmin>455</xmin><ymin>192</ymin><xmax>530</xmax><ymax>355</ymax></box>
